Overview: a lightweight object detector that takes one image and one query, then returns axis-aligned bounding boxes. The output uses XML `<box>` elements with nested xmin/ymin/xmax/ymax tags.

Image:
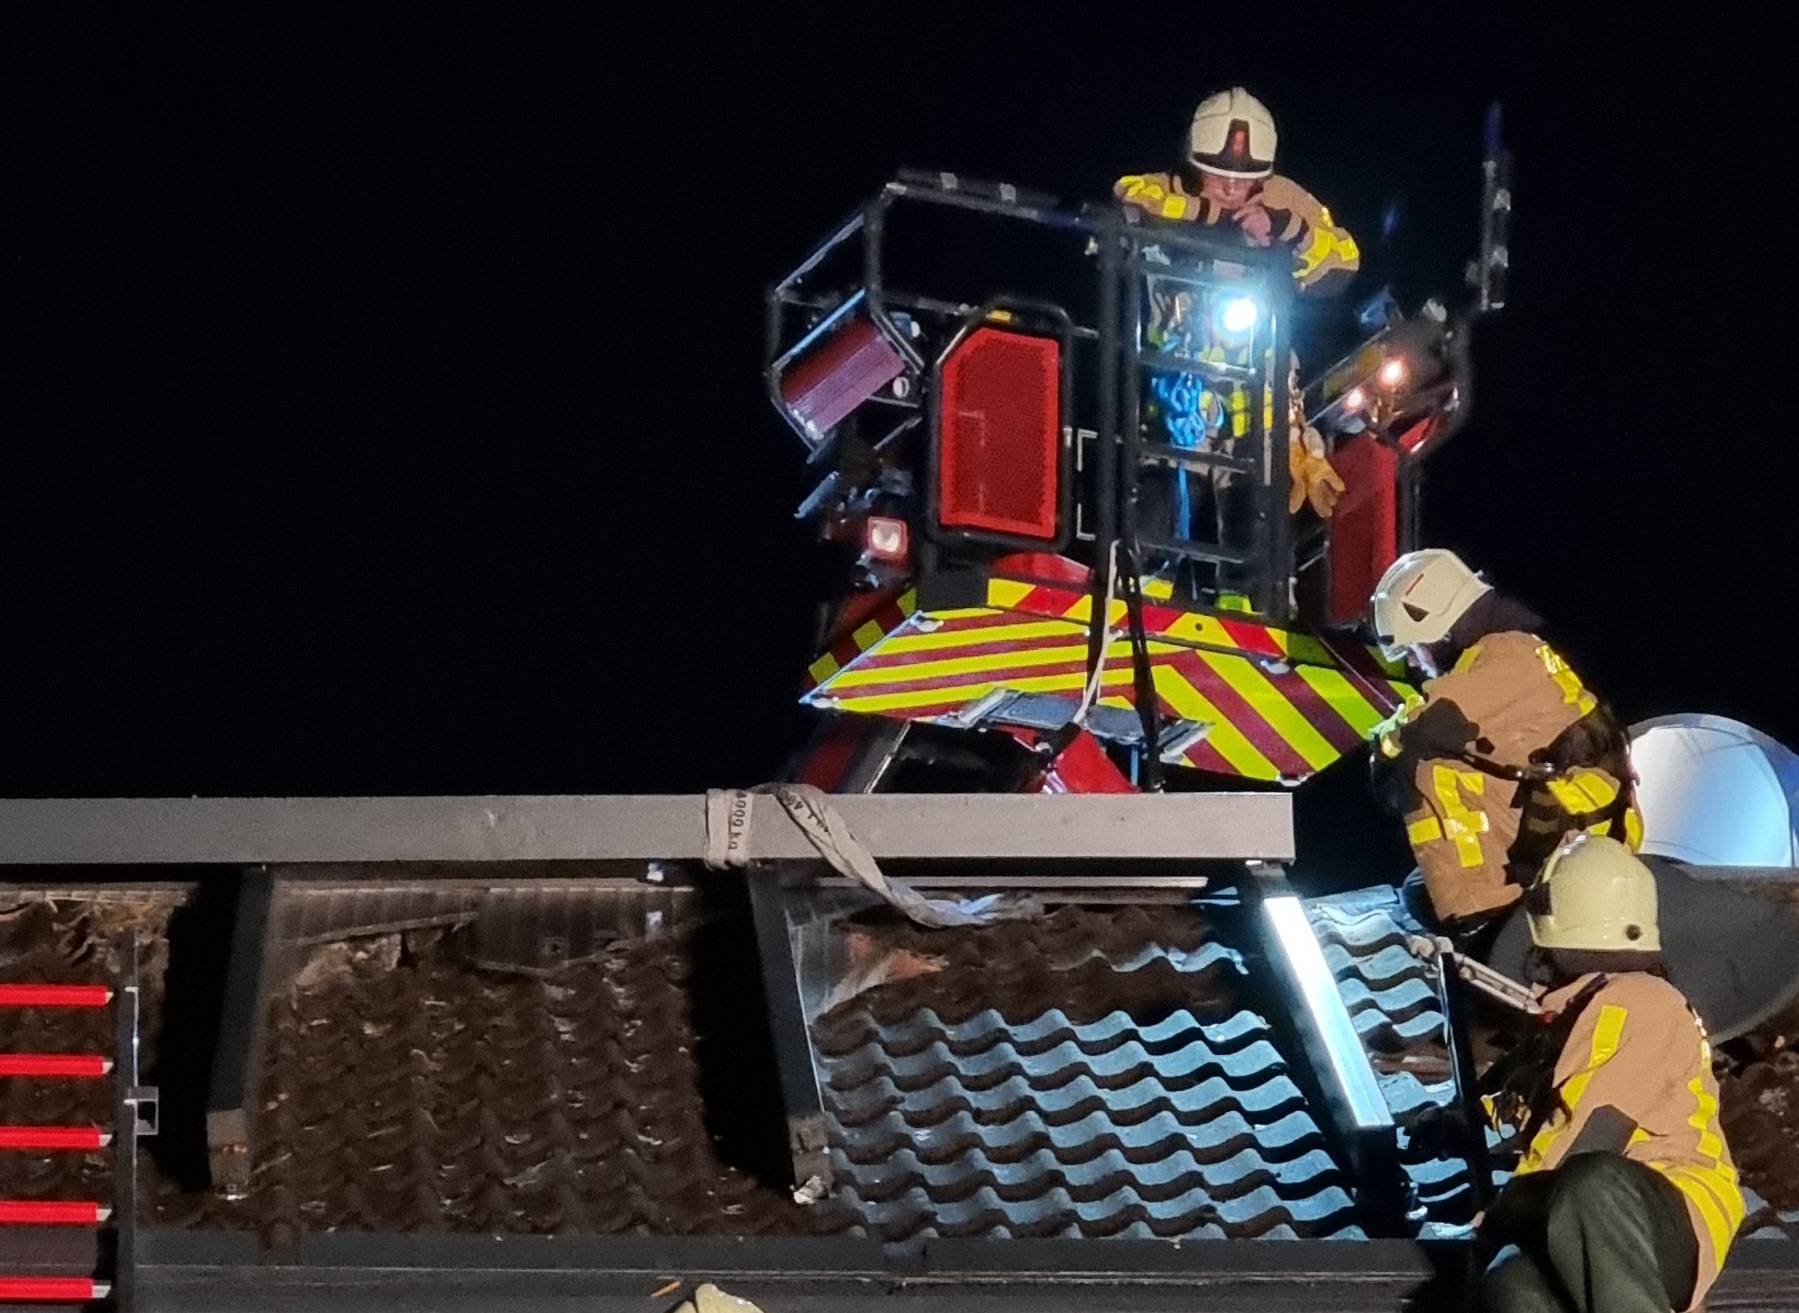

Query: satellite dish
<box><xmin>1629</xmin><ymin>714</ymin><xmax>1798</xmax><ymax>868</ymax></box>
<box><xmin>1485</xmin><ymin>715</ymin><xmax>1799</xmax><ymax>1041</ymax></box>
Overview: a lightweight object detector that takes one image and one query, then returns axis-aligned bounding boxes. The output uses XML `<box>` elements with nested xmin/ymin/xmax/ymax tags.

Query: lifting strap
<box><xmin>704</xmin><ymin>785</ymin><xmax>1044</xmax><ymax>930</ymax></box>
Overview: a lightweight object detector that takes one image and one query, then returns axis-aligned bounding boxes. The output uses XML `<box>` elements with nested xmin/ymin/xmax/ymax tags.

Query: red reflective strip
<box><xmin>1216</xmin><ymin>617</ymin><xmax>1286</xmax><ymax>658</ymax></box>
<box><xmin>0</xmin><ymin>985</ymin><xmax>111</xmax><ymax>1008</ymax></box>
<box><xmin>0</xmin><ymin>1055</ymin><xmax>111</xmax><ymax>1079</ymax></box>
<box><xmin>1176</xmin><ymin>735</ymin><xmax>1235</xmax><ymax>776</ymax></box>
<box><xmin>0</xmin><ymin>1126</ymin><xmax>107</xmax><ymax>1151</ymax></box>
<box><xmin>990</xmin><ymin>584</ymin><xmax>1073</xmax><ymax>620</ymax></box>
<box><xmin>0</xmin><ymin>1277</ymin><xmax>103</xmax><ymax>1302</ymax></box>
<box><xmin>0</xmin><ymin>1200</ymin><xmax>103</xmax><ymax>1225</ymax></box>
<box><xmin>991</xmin><ymin>552</ymin><xmax>1092</xmax><ymax>588</ymax></box>
<box><xmin>826</xmin><ymin>640</ymin><xmax>861</xmax><ymax>672</ymax></box>
<box><xmin>1016</xmin><ymin>585</ymin><xmax>1069</xmax><ymax>614</ymax></box>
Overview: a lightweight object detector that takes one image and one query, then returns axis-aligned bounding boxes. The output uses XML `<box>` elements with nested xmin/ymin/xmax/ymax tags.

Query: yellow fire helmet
<box><xmin>1528</xmin><ymin>833</ymin><xmax>1662</xmax><ymax>953</ymax></box>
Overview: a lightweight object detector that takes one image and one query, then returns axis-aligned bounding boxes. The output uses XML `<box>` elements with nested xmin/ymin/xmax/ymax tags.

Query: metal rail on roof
<box><xmin>0</xmin><ymin>793</ymin><xmax>1294</xmax><ymax>866</ymax></box>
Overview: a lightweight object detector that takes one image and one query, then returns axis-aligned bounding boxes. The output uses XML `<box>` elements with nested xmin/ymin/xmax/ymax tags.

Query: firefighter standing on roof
<box><xmin>1368</xmin><ymin>550</ymin><xmax>1643</xmax><ymax>935</ymax></box>
<box><xmin>1475</xmin><ymin>834</ymin><xmax>1742</xmax><ymax>1313</ymax></box>
<box><xmin>1115</xmin><ymin>89</ymin><xmax>1350</xmax><ymax>581</ymax></box>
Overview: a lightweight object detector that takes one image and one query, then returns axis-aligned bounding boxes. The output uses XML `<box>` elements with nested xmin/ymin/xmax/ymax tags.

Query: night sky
<box><xmin>7</xmin><ymin>12</ymin><xmax>1794</xmax><ymax>813</ymax></box>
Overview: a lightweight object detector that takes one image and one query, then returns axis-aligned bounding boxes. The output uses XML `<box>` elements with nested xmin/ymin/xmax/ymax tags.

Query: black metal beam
<box><xmin>746</xmin><ymin>872</ymin><xmax>834</xmax><ymax>1201</ymax></box>
<box><xmin>112</xmin><ymin>1223</ymin><xmax>1799</xmax><ymax>1312</ymax></box>
<box><xmin>1085</xmin><ymin>210</ymin><xmax>1121</xmax><ymax>689</ymax></box>
<box><xmin>204</xmin><ymin>869</ymin><xmax>274</xmax><ymax>1198</ymax></box>
<box><xmin>114</xmin><ymin>933</ymin><xmax>153</xmax><ymax>1313</ymax></box>
<box><xmin>1433</xmin><ymin>951</ymin><xmax>1495</xmax><ymax>1212</ymax></box>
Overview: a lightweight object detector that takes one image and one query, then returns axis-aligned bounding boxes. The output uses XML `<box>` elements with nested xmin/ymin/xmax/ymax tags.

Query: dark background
<box><xmin>6</xmin><ymin>11</ymin><xmax>1795</xmax><ymax>817</ymax></box>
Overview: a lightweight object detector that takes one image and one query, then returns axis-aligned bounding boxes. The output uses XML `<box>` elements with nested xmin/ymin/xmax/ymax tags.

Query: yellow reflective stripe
<box><xmin>879</xmin><ymin>618</ymin><xmax>1084</xmax><ymax>655</ymax></box>
<box><xmin>1453</xmin><ymin>643</ymin><xmax>1484</xmax><ymax>673</ymax></box>
<box><xmin>926</xmin><ymin>606</ymin><xmax>1006</xmax><ymax>621</ymax></box>
<box><xmin>1537</xmin><ymin>644</ymin><xmax>1598</xmax><ymax>716</ymax></box>
<box><xmin>852</xmin><ymin>619</ymin><xmax>887</xmax><ymax>649</ymax></box>
<box><xmin>987</xmin><ymin>580</ymin><xmax>1035</xmax><ymax>609</ymax></box>
<box><xmin>1521</xmin><ymin>1003</ymin><xmax>1629</xmax><ymax>1169</ymax></box>
<box><xmin>1141</xmin><ymin>576</ymin><xmax>1175</xmax><ymax>600</ymax></box>
<box><xmin>1624</xmin><ymin>807</ymin><xmax>1644</xmax><ymax>850</ymax></box>
<box><xmin>1294</xmin><ymin>224</ymin><xmax>1333</xmax><ymax>277</ymax></box>
<box><xmin>1430</xmin><ymin>766</ymin><xmax>1488</xmax><ymax>867</ymax></box>
<box><xmin>829</xmin><ymin>667</ymin><xmax>1130</xmax><ymax>715</ymax></box>
<box><xmin>1390</xmin><ymin>680</ymin><xmax>1424</xmax><ymax>707</ymax></box>
<box><xmin>1545</xmin><ymin>778</ymin><xmax>1583</xmax><ymax>811</ymax></box>
<box><xmin>1688</xmin><ymin>1075</ymin><xmax>1725</xmax><ymax>1161</ymax></box>
<box><xmin>1547</xmin><ymin>770</ymin><xmax>1619</xmax><ymax>815</ymax></box>
<box><xmin>896</xmin><ymin>590</ymin><xmax>918</xmax><ymax>617</ymax></box>
<box><xmin>808</xmin><ymin>652</ymin><xmax>841</xmax><ymax>684</ymax></box>
<box><xmin>1296</xmin><ymin>664</ymin><xmax>1386</xmax><ymax>738</ymax></box>
<box><xmin>1281</xmin><ymin>632</ymin><xmax>1335</xmax><ymax>666</ymax></box>
<box><xmin>1161</xmin><ymin>193</ymin><xmax>1188</xmax><ymax>219</ymax></box>
<box><xmin>1161</xmin><ymin>611</ymin><xmax>1242</xmax><ymax>649</ymax></box>
<box><xmin>827</xmin><ymin>638</ymin><xmax>1170</xmax><ymax>689</ymax></box>
<box><xmin>1659</xmin><ymin>1163</ymin><xmax>1744</xmax><ymax>1260</ymax></box>
<box><xmin>1195</xmin><ymin>650</ymin><xmax>1340</xmax><ymax>772</ymax></box>
<box><xmin>1409</xmin><ymin>817</ymin><xmax>1443</xmax><ymax>845</ymax></box>
<box><xmin>1152</xmin><ymin>664</ymin><xmax>1278</xmax><ymax>781</ymax></box>
<box><xmin>1058</xmin><ymin>594</ymin><xmax>1132</xmax><ymax>626</ymax></box>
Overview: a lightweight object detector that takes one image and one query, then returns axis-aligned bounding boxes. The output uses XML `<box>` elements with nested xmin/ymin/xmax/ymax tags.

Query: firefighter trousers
<box><xmin>1477</xmin><ymin>1153</ymin><xmax>1697</xmax><ymax>1313</ymax></box>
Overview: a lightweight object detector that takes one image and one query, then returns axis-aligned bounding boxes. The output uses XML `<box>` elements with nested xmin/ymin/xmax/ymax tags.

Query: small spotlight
<box><xmin>1342</xmin><ymin>386</ymin><xmax>1367</xmax><ymax>413</ymax></box>
<box><xmin>1378</xmin><ymin>358</ymin><xmax>1408</xmax><ymax>389</ymax></box>
<box><xmin>864</xmin><ymin>516</ymin><xmax>909</xmax><ymax>563</ymax></box>
<box><xmin>1219</xmin><ymin>296</ymin><xmax>1259</xmax><ymax>335</ymax></box>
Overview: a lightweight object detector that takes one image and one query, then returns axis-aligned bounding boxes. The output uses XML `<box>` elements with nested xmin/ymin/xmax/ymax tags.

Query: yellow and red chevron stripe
<box><xmin>802</xmin><ymin>580</ymin><xmax>1418</xmax><ymax>783</ymax></box>
<box><xmin>805</xmin><ymin>590</ymin><xmax>919</xmax><ymax>690</ymax></box>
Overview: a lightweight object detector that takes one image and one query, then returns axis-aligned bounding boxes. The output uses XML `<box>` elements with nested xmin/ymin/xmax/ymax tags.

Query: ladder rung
<box><xmin>1138</xmin><ymin>348</ymin><xmax>1259</xmax><ymax>385</ymax></box>
<box><xmin>0</xmin><ymin>1276</ymin><xmax>108</xmax><ymax>1302</ymax></box>
<box><xmin>0</xmin><ymin>1055</ymin><xmax>112</xmax><ymax>1079</ymax></box>
<box><xmin>1135</xmin><ymin>535</ymin><xmax>1255</xmax><ymax>567</ymax></box>
<box><xmin>0</xmin><ymin>1201</ymin><xmax>108</xmax><ymax>1225</ymax></box>
<box><xmin>0</xmin><ymin>1127</ymin><xmax>110</xmax><ymax>1152</ymax></box>
<box><xmin>0</xmin><ymin>986</ymin><xmax>112</xmax><ymax>1010</ymax></box>
<box><xmin>1135</xmin><ymin>440</ymin><xmax>1258</xmax><ymax>476</ymax></box>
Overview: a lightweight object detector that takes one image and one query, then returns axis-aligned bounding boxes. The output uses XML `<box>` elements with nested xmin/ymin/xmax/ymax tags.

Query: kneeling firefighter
<box><xmin>1475</xmin><ymin>834</ymin><xmax>1743</xmax><ymax>1313</ymax></box>
<box><xmin>1368</xmin><ymin>549</ymin><xmax>1643</xmax><ymax>936</ymax></box>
